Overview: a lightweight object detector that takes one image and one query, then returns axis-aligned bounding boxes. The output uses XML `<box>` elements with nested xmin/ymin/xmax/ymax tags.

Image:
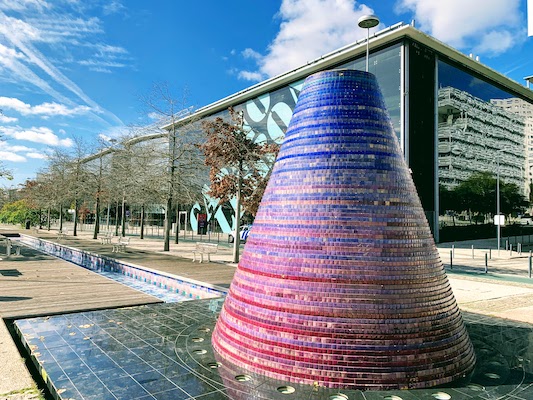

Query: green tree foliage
<box><xmin>0</xmin><ymin>199</ymin><xmax>39</xmax><ymax>225</ymax></box>
<box><xmin>440</xmin><ymin>171</ymin><xmax>529</xmax><ymax>223</ymax></box>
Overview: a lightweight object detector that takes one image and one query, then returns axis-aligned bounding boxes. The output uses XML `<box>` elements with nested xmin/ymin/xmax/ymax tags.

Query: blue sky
<box><xmin>0</xmin><ymin>0</ymin><xmax>532</xmax><ymax>186</ymax></box>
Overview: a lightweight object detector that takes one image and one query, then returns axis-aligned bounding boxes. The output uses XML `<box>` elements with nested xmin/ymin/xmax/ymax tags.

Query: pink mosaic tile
<box><xmin>212</xmin><ymin>70</ymin><xmax>475</xmax><ymax>389</ymax></box>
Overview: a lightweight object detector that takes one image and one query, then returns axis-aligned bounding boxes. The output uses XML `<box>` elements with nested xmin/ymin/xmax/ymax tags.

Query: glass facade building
<box><xmin>165</xmin><ymin>23</ymin><xmax>533</xmax><ymax>242</ymax></box>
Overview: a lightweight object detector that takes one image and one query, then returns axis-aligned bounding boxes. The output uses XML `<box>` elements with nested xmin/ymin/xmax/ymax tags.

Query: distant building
<box><xmin>438</xmin><ymin>87</ymin><xmax>526</xmax><ymax>193</ymax></box>
<box><xmin>491</xmin><ymin>97</ymin><xmax>533</xmax><ymax>188</ymax></box>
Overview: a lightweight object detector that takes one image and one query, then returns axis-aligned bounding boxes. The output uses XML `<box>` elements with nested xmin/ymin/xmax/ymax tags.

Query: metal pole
<box><xmin>471</xmin><ymin>245</ymin><xmax>474</xmax><ymax>259</ymax></box>
<box><xmin>485</xmin><ymin>253</ymin><xmax>488</xmax><ymax>273</ymax></box>
<box><xmin>497</xmin><ymin>155</ymin><xmax>500</xmax><ymax>255</ymax></box>
<box><xmin>365</xmin><ymin>27</ymin><xmax>370</xmax><ymax>72</ymax></box>
<box><xmin>450</xmin><ymin>250</ymin><xmax>453</xmax><ymax>269</ymax></box>
<box><xmin>489</xmin><ymin>248</ymin><xmax>492</xmax><ymax>260</ymax></box>
<box><xmin>529</xmin><ymin>254</ymin><xmax>532</xmax><ymax>279</ymax></box>
<box><xmin>452</xmin><ymin>244</ymin><xmax>455</xmax><ymax>258</ymax></box>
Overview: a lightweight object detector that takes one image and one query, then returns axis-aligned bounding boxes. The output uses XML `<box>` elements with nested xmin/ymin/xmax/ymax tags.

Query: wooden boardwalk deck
<box><xmin>30</xmin><ymin>230</ymin><xmax>237</xmax><ymax>289</ymax></box>
<box><xmin>0</xmin><ymin>244</ymin><xmax>162</xmax><ymax>320</ymax></box>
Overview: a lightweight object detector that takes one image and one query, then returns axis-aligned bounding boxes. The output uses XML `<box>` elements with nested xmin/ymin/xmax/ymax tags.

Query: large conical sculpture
<box><xmin>212</xmin><ymin>70</ymin><xmax>475</xmax><ymax>390</ymax></box>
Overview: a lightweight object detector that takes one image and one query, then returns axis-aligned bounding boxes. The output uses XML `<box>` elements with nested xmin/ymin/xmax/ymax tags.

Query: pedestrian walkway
<box><xmin>0</xmin><ymin>225</ymin><xmax>238</xmax><ymax>399</ymax></box>
<box><xmin>3</xmin><ymin>224</ymin><xmax>533</xmax><ymax>399</ymax></box>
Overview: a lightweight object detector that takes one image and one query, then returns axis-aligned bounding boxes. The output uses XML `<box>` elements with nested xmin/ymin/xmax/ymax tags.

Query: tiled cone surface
<box><xmin>212</xmin><ymin>70</ymin><xmax>476</xmax><ymax>390</ymax></box>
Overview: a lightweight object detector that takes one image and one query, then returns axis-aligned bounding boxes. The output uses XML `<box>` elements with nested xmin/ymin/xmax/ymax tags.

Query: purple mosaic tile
<box><xmin>212</xmin><ymin>70</ymin><xmax>475</xmax><ymax>390</ymax></box>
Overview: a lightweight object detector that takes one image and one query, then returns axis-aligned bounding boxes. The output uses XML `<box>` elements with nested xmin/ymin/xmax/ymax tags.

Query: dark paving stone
<box><xmin>14</xmin><ymin>300</ymin><xmax>533</xmax><ymax>399</ymax></box>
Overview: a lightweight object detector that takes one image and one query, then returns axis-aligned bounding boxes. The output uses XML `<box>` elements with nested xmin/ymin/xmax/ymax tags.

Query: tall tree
<box><xmin>140</xmin><ymin>82</ymin><xmax>204</xmax><ymax>250</ymax></box>
<box><xmin>201</xmin><ymin>107</ymin><xmax>280</xmax><ymax>263</ymax></box>
<box><xmin>46</xmin><ymin>138</ymin><xmax>91</xmax><ymax>236</ymax></box>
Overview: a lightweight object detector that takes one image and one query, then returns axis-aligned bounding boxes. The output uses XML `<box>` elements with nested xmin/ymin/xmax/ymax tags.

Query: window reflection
<box><xmin>437</xmin><ymin>59</ymin><xmax>531</xmax><ymax>230</ymax></box>
<box><xmin>339</xmin><ymin>43</ymin><xmax>402</xmax><ymax>141</ymax></box>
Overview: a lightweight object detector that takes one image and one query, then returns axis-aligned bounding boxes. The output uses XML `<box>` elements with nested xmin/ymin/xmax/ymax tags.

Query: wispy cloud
<box><xmin>102</xmin><ymin>1</ymin><xmax>126</xmax><ymax>16</ymax></box>
<box><xmin>78</xmin><ymin>58</ymin><xmax>127</xmax><ymax>71</ymax></box>
<box><xmin>0</xmin><ymin>4</ymin><xmax>127</xmax><ymax>126</ymax></box>
<box><xmin>395</xmin><ymin>0</ymin><xmax>523</xmax><ymax>55</ymax></box>
<box><xmin>0</xmin><ymin>0</ymin><xmax>51</xmax><ymax>13</ymax></box>
<box><xmin>1</xmin><ymin>125</ymin><xmax>74</xmax><ymax>146</ymax></box>
<box><xmin>236</xmin><ymin>0</ymin><xmax>375</xmax><ymax>81</ymax></box>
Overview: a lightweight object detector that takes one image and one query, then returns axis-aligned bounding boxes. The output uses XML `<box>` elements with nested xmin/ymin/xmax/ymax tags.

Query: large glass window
<box><xmin>192</xmin><ymin>44</ymin><xmax>402</xmax><ymax>233</ymax></box>
<box><xmin>340</xmin><ymin>43</ymin><xmax>402</xmax><ymax>141</ymax></box>
<box><xmin>437</xmin><ymin>58</ymin><xmax>529</xmax><ymax>232</ymax></box>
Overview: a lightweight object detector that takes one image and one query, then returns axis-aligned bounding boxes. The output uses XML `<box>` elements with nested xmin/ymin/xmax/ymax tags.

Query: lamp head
<box><xmin>358</xmin><ymin>14</ymin><xmax>380</xmax><ymax>29</ymax></box>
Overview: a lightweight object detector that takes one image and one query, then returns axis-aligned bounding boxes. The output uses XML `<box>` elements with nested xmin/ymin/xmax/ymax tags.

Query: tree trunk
<box><xmin>47</xmin><ymin>208</ymin><xmax>51</xmax><ymax>231</ymax></box>
<box><xmin>232</xmin><ymin>166</ymin><xmax>243</xmax><ymax>263</ymax></box>
<box><xmin>163</xmin><ymin>196</ymin><xmax>172</xmax><ymax>251</ymax></box>
<box><xmin>121</xmin><ymin>196</ymin><xmax>126</xmax><ymax>237</ymax></box>
<box><xmin>106</xmin><ymin>203</ymin><xmax>111</xmax><ymax>231</ymax></box>
<box><xmin>93</xmin><ymin>196</ymin><xmax>100</xmax><ymax>239</ymax></box>
<box><xmin>115</xmin><ymin>202</ymin><xmax>119</xmax><ymax>236</ymax></box>
<box><xmin>73</xmin><ymin>200</ymin><xmax>78</xmax><ymax>236</ymax></box>
<box><xmin>140</xmin><ymin>204</ymin><xmax>145</xmax><ymax>240</ymax></box>
<box><xmin>59</xmin><ymin>204</ymin><xmax>63</xmax><ymax>231</ymax></box>
<box><xmin>174</xmin><ymin>203</ymin><xmax>179</xmax><ymax>244</ymax></box>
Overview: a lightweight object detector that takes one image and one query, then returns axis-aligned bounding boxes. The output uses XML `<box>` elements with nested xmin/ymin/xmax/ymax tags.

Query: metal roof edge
<box><xmin>161</xmin><ymin>22</ymin><xmax>409</xmax><ymax>130</ymax></box>
<box><xmin>162</xmin><ymin>23</ymin><xmax>533</xmax><ymax>131</ymax></box>
<box><xmin>406</xmin><ymin>28</ymin><xmax>533</xmax><ymax>102</ymax></box>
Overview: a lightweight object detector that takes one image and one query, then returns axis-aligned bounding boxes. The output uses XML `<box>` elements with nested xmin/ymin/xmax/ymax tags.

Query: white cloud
<box><xmin>242</xmin><ymin>48</ymin><xmax>262</xmax><ymax>60</ymax></box>
<box><xmin>237</xmin><ymin>0</ymin><xmax>375</xmax><ymax>80</ymax></box>
<box><xmin>25</xmin><ymin>151</ymin><xmax>47</xmax><ymax>159</ymax></box>
<box><xmin>396</xmin><ymin>0</ymin><xmax>522</xmax><ymax>55</ymax></box>
<box><xmin>33</xmin><ymin>102</ymin><xmax>91</xmax><ymax>116</ymax></box>
<box><xmin>0</xmin><ymin>141</ymin><xmax>32</xmax><ymax>152</ymax></box>
<box><xmin>0</xmin><ymin>96</ymin><xmax>91</xmax><ymax>117</ymax></box>
<box><xmin>238</xmin><ymin>70</ymin><xmax>264</xmax><ymax>81</ymax></box>
<box><xmin>472</xmin><ymin>30</ymin><xmax>517</xmax><ymax>56</ymax></box>
<box><xmin>0</xmin><ymin>150</ymin><xmax>26</xmax><ymax>162</ymax></box>
<box><xmin>1</xmin><ymin>125</ymin><xmax>74</xmax><ymax>146</ymax></box>
<box><xmin>0</xmin><ymin>114</ymin><xmax>17</xmax><ymax>123</ymax></box>
<box><xmin>0</xmin><ymin>43</ymin><xmax>26</xmax><ymax>65</ymax></box>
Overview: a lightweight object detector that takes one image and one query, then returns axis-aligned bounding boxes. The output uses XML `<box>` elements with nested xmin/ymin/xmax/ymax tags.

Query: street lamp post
<box><xmin>496</xmin><ymin>149</ymin><xmax>504</xmax><ymax>255</ymax></box>
<box><xmin>358</xmin><ymin>14</ymin><xmax>380</xmax><ymax>72</ymax></box>
<box><xmin>497</xmin><ymin>155</ymin><xmax>500</xmax><ymax>254</ymax></box>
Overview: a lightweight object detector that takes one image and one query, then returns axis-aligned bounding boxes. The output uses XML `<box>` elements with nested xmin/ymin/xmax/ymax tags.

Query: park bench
<box><xmin>57</xmin><ymin>229</ymin><xmax>68</xmax><ymax>241</ymax></box>
<box><xmin>112</xmin><ymin>237</ymin><xmax>130</xmax><ymax>253</ymax></box>
<box><xmin>100</xmin><ymin>231</ymin><xmax>114</xmax><ymax>244</ymax></box>
<box><xmin>3</xmin><ymin>238</ymin><xmax>21</xmax><ymax>257</ymax></box>
<box><xmin>192</xmin><ymin>242</ymin><xmax>218</xmax><ymax>263</ymax></box>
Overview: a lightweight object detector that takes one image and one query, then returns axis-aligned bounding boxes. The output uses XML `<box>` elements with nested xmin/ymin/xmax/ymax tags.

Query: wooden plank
<box><xmin>0</xmin><ymin>252</ymin><xmax>161</xmax><ymax>320</ymax></box>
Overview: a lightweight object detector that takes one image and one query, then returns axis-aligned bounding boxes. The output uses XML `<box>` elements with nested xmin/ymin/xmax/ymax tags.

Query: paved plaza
<box><xmin>2</xmin><ymin>225</ymin><xmax>533</xmax><ymax>398</ymax></box>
